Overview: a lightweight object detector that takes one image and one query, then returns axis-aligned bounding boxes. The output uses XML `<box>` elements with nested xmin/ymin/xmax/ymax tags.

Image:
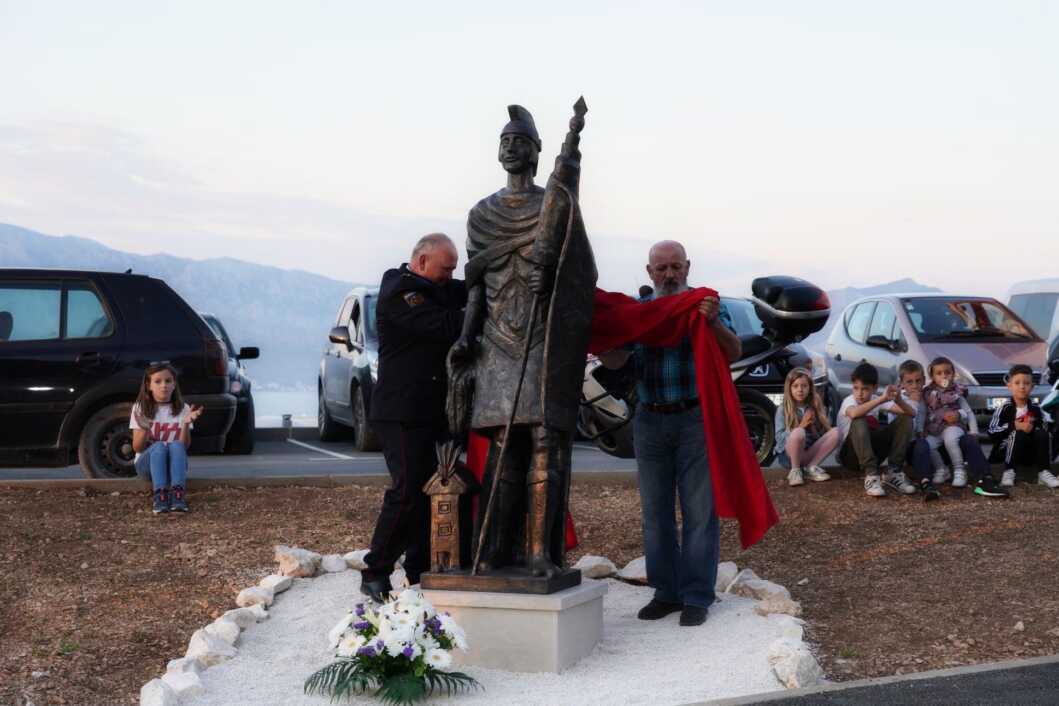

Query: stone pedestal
<box><xmin>422</xmin><ymin>579</ymin><xmax>607</xmax><ymax>673</ymax></box>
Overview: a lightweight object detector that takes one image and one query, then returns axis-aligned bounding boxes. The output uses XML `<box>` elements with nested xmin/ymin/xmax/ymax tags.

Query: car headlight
<box><xmin>370</xmin><ymin>358</ymin><xmax>379</xmax><ymax>382</ymax></box>
<box><xmin>955</xmin><ymin>368</ymin><xmax>977</xmax><ymax>387</ymax></box>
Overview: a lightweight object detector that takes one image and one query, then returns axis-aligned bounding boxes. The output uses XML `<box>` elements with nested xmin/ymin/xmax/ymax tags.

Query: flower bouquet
<box><xmin>305</xmin><ymin>589</ymin><xmax>480</xmax><ymax>705</ymax></box>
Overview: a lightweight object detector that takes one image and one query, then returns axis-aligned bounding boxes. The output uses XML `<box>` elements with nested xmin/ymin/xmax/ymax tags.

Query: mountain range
<box><xmin>1</xmin><ymin>222</ymin><xmax>943</xmax><ymax>383</ymax></box>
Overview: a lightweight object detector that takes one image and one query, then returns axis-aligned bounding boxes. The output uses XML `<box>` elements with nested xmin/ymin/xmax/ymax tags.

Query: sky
<box><xmin>1</xmin><ymin>1</ymin><xmax>1057</xmax><ymax>298</ymax></box>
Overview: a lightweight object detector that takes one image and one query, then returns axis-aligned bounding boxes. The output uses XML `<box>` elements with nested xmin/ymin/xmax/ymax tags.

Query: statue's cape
<box><xmin>465</xmin><ymin>191</ymin><xmax>542</xmax><ymax>288</ymax></box>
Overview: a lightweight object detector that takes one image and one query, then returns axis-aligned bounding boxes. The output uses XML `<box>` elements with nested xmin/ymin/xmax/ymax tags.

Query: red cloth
<box><xmin>466</xmin><ymin>432</ymin><xmax>579</xmax><ymax>551</ymax></box>
<box><xmin>589</xmin><ymin>288</ymin><xmax>778</xmax><ymax>549</ymax></box>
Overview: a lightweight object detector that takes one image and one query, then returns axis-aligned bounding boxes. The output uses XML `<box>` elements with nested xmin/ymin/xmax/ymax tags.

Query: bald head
<box><xmin>646</xmin><ymin>240</ymin><xmax>690</xmax><ymax>296</ymax></box>
<box><xmin>409</xmin><ymin>233</ymin><xmax>458</xmax><ymax>285</ymax></box>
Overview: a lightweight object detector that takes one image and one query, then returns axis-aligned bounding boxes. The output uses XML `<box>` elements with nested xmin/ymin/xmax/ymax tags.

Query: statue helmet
<box><xmin>501</xmin><ymin>105</ymin><xmax>542</xmax><ymax>151</ymax></box>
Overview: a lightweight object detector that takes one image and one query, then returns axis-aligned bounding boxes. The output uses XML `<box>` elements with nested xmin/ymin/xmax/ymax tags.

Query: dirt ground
<box><xmin>3</xmin><ymin>470</ymin><xmax>1059</xmax><ymax>706</ymax></box>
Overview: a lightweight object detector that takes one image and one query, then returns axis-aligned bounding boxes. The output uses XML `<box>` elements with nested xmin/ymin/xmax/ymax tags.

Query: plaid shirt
<box><xmin>633</xmin><ymin>297</ymin><xmax>734</xmax><ymax>405</ymax></box>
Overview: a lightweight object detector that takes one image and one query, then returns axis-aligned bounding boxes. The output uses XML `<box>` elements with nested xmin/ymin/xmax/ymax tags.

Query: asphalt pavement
<box><xmin>0</xmin><ymin>431</ymin><xmax>639</xmax><ymax>481</ymax></box>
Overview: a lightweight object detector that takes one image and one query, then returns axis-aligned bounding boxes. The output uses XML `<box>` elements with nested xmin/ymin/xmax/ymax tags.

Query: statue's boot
<box><xmin>527</xmin><ymin>478</ymin><xmax>560</xmax><ymax>579</ymax></box>
<box><xmin>477</xmin><ymin>479</ymin><xmax>518</xmax><ymax>572</ymax></box>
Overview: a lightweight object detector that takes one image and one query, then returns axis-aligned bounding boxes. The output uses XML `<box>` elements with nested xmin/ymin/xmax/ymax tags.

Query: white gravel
<box><xmin>188</xmin><ymin>570</ymin><xmax>788</xmax><ymax>706</ymax></box>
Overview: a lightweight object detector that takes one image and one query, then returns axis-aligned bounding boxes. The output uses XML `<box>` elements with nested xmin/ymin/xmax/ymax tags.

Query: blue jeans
<box><xmin>135</xmin><ymin>441</ymin><xmax>188</xmax><ymax>491</ymax></box>
<box><xmin>633</xmin><ymin>404</ymin><xmax>719</xmax><ymax>609</ymax></box>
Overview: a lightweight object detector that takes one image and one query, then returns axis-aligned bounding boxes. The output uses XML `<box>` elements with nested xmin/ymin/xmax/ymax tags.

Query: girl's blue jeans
<box><xmin>135</xmin><ymin>441</ymin><xmax>188</xmax><ymax>490</ymax></box>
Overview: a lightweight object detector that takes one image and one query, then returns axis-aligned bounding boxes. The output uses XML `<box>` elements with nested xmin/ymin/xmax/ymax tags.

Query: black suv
<box><xmin>0</xmin><ymin>269</ymin><xmax>237</xmax><ymax>477</ymax></box>
<box><xmin>317</xmin><ymin>286</ymin><xmax>380</xmax><ymax>451</ymax></box>
<box><xmin>201</xmin><ymin>313</ymin><xmax>259</xmax><ymax>455</ymax></box>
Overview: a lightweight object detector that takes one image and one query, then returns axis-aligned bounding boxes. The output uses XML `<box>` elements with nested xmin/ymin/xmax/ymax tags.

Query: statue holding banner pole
<box><xmin>423</xmin><ymin>98</ymin><xmax>596</xmax><ymax>594</ymax></box>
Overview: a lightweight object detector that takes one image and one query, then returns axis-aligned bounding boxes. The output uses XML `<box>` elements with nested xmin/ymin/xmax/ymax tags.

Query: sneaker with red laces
<box><xmin>152</xmin><ymin>488</ymin><xmax>170</xmax><ymax>514</ymax></box>
<box><xmin>170</xmin><ymin>485</ymin><xmax>189</xmax><ymax>512</ymax></box>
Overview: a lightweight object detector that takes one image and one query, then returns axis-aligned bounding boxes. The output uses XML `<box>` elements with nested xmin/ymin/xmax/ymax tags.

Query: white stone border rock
<box><xmin>139</xmin><ymin>545</ymin><xmax>374</xmax><ymax>706</ymax></box>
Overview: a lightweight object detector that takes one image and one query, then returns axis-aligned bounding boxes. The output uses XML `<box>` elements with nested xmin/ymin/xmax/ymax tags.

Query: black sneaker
<box><xmin>152</xmin><ymin>489</ymin><xmax>169</xmax><ymax>514</ymax></box>
<box><xmin>170</xmin><ymin>485</ymin><xmax>189</xmax><ymax>512</ymax></box>
<box><xmin>636</xmin><ymin>599</ymin><xmax>683</xmax><ymax>621</ymax></box>
<box><xmin>921</xmin><ymin>480</ymin><xmax>941</xmax><ymax>502</ymax></box>
<box><xmin>679</xmin><ymin>605</ymin><xmax>708</xmax><ymax>626</ymax></box>
<box><xmin>974</xmin><ymin>476</ymin><xmax>1009</xmax><ymax>499</ymax></box>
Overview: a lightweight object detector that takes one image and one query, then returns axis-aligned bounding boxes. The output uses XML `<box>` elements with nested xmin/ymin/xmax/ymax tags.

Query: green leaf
<box><xmin>304</xmin><ymin>659</ymin><xmax>379</xmax><ymax>702</ymax></box>
<box><xmin>377</xmin><ymin>673</ymin><xmax>427</xmax><ymax>705</ymax></box>
<box><xmin>424</xmin><ymin>670</ymin><xmax>481</xmax><ymax>698</ymax></box>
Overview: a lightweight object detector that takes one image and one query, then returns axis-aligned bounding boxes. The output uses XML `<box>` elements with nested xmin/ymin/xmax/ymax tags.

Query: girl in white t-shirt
<box><xmin>130</xmin><ymin>362</ymin><xmax>203</xmax><ymax>514</ymax></box>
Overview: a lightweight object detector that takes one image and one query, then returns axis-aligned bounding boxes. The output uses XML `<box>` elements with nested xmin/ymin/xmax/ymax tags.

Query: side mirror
<box><xmin>237</xmin><ymin>346</ymin><xmax>259</xmax><ymax>360</ymax></box>
<box><xmin>329</xmin><ymin>326</ymin><xmax>352</xmax><ymax>349</ymax></box>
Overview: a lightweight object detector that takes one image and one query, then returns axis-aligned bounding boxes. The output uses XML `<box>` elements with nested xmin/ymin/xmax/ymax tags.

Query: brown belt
<box><xmin>642</xmin><ymin>398</ymin><xmax>699</xmax><ymax>414</ymax></box>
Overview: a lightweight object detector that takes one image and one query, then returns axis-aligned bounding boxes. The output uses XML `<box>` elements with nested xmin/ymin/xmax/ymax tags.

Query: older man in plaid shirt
<box><xmin>601</xmin><ymin>240</ymin><xmax>741</xmax><ymax>626</ymax></box>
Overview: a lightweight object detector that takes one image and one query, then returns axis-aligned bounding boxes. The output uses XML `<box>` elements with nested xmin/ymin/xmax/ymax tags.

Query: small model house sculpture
<box><xmin>422</xmin><ymin>441</ymin><xmax>480</xmax><ymax>574</ymax></box>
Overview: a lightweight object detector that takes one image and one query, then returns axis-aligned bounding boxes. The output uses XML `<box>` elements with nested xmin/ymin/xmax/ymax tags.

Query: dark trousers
<box><xmin>840</xmin><ymin>415</ymin><xmax>914</xmax><ymax>475</ymax></box>
<box><xmin>999</xmin><ymin>429</ymin><xmax>1053</xmax><ymax>470</ymax></box>
<box><xmin>363</xmin><ymin>421</ymin><xmax>442</xmax><ymax>586</ymax></box>
<box><xmin>908</xmin><ymin>435</ymin><xmax>993</xmax><ymax>483</ymax></box>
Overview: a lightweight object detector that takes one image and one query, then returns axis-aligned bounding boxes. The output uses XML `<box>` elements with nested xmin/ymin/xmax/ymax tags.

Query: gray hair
<box><xmin>410</xmin><ymin>233</ymin><xmax>455</xmax><ymax>260</ymax></box>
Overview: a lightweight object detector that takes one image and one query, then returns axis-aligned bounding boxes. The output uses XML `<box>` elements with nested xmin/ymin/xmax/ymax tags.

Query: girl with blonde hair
<box><xmin>774</xmin><ymin>367</ymin><xmax>840</xmax><ymax>486</ymax></box>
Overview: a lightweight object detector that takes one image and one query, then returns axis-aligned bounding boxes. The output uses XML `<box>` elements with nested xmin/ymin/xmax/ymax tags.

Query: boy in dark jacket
<box><xmin>988</xmin><ymin>364</ymin><xmax>1057</xmax><ymax>488</ymax></box>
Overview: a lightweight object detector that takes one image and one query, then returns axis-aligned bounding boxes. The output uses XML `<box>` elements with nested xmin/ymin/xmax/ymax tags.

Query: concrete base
<box><xmin>422</xmin><ymin>578</ymin><xmax>608</xmax><ymax>673</ymax></box>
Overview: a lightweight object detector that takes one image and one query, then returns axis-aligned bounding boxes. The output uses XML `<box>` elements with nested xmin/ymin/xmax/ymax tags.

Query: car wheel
<box><xmin>352</xmin><ymin>388</ymin><xmax>381</xmax><ymax>452</ymax></box>
<box><xmin>78</xmin><ymin>403</ymin><xmax>138</xmax><ymax>479</ymax></box>
<box><xmin>318</xmin><ymin>386</ymin><xmax>345</xmax><ymax>441</ymax></box>
<box><xmin>738</xmin><ymin>388</ymin><xmax>776</xmax><ymax>468</ymax></box>
<box><xmin>224</xmin><ymin>397</ymin><xmax>256</xmax><ymax>455</ymax></box>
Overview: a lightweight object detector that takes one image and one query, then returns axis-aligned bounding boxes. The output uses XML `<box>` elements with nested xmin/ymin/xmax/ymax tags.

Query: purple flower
<box><xmin>355</xmin><ymin>604</ymin><xmax>366</xmax><ymax>617</ymax></box>
<box><xmin>402</xmin><ymin>645</ymin><xmax>414</xmax><ymax>658</ymax></box>
<box><xmin>375</xmin><ymin>639</ymin><xmax>385</xmax><ymax>650</ymax></box>
<box><xmin>354</xmin><ymin>621</ymin><xmax>371</xmax><ymax>630</ymax></box>
<box><xmin>356</xmin><ymin>645</ymin><xmax>377</xmax><ymax>657</ymax></box>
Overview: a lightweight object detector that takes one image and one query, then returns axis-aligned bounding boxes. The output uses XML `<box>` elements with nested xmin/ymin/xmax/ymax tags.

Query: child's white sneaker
<box><xmin>1038</xmin><ymin>470</ymin><xmax>1059</xmax><ymax>489</ymax></box>
<box><xmin>787</xmin><ymin>467</ymin><xmax>805</xmax><ymax>486</ymax></box>
<box><xmin>864</xmin><ymin>475</ymin><xmax>886</xmax><ymax>497</ymax></box>
<box><xmin>952</xmin><ymin>468</ymin><xmax>968</xmax><ymax>488</ymax></box>
<box><xmin>1001</xmin><ymin>469</ymin><xmax>1016</xmax><ymax>487</ymax></box>
<box><xmin>882</xmin><ymin>471</ymin><xmax>916</xmax><ymax>495</ymax></box>
<box><xmin>932</xmin><ymin>467</ymin><xmax>951</xmax><ymax>485</ymax></box>
<box><xmin>806</xmin><ymin>465</ymin><xmax>831</xmax><ymax>482</ymax></box>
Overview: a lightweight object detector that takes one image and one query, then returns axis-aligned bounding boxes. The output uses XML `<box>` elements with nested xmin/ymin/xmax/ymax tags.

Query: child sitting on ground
<box><xmin>131</xmin><ymin>362</ymin><xmax>204</xmax><ymax>513</ymax></box>
<box><xmin>775</xmin><ymin>367</ymin><xmax>840</xmax><ymax>486</ymax></box>
<box><xmin>988</xmin><ymin>364</ymin><xmax>1058</xmax><ymax>488</ymax></box>
<box><xmin>922</xmin><ymin>356</ymin><xmax>976</xmax><ymax>487</ymax></box>
<box><xmin>900</xmin><ymin>359</ymin><xmax>1006</xmax><ymax>500</ymax></box>
<box><xmin>837</xmin><ymin>362</ymin><xmax>917</xmax><ymax>497</ymax></box>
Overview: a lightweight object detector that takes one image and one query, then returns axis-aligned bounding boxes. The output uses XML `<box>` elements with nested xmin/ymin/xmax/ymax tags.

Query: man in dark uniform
<box><xmin>360</xmin><ymin>233</ymin><xmax>466</xmax><ymax>602</ymax></box>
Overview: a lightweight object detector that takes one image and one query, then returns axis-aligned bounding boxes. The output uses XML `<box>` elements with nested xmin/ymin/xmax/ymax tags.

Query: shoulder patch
<box><xmin>403</xmin><ymin>291</ymin><xmax>425</xmax><ymax>308</ymax></box>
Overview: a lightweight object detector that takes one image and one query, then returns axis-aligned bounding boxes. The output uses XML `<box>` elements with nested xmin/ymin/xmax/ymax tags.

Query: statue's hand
<box><xmin>449</xmin><ymin>337</ymin><xmax>474</xmax><ymax>369</ymax></box>
<box><xmin>529</xmin><ymin>266</ymin><xmax>553</xmax><ymax>298</ymax></box>
<box><xmin>569</xmin><ymin>115</ymin><xmax>585</xmax><ymax>134</ymax></box>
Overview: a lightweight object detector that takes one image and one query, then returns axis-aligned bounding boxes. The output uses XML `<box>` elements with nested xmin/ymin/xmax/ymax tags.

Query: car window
<box><xmin>364</xmin><ymin>295</ymin><xmax>378</xmax><ymax>342</ymax></box>
<box><xmin>1008</xmin><ymin>293</ymin><xmax>1058</xmax><ymax>339</ymax></box>
<box><xmin>349</xmin><ymin>300</ymin><xmax>361</xmax><ymax>342</ymax></box>
<box><xmin>336</xmin><ymin>297</ymin><xmax>355</xmax><ymax>327</ymax></box>
<box><xmin>720</xmin><ymin>297</ymin><xmax>764</xmax><ymax>337</ymax></box>
<box><xmin>0</xmin><ymin>282</ymin><xmax>62</xmax><ymax>342</ymax></box>
<box><xmin>66</xmin><ymin>285</ymin><xmax>115</xmax><ymax>339</ymax></box>
<box><xmin>902</xmin><ymin>298</ymin><xmax>1035</xmax><ymax>341</ymax></box>
<box><xmin>203</xmin><ymin>315</ymin><xmax>236</xmax><ymax>357</ymax></box>
<box><xmin>845</xmin><ymin>302</ymin><xmax>876</xmax><ymax>344</ymax></box>
<box><xmin>867</xmin><ymin>301</ymin><xmax>898</xmax><ymax>342</ymax></box>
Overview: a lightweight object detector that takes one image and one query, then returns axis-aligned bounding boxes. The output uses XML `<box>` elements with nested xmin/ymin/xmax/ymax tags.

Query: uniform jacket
<box><xmin>369</xmin><ymin>264</ymin><xmax>466</xmax><ymax>424</ymax></box>
<box><xmin>988</xmin><ymin>400</ymin><xmax>1050</xmax><ymax>447</ymax></box>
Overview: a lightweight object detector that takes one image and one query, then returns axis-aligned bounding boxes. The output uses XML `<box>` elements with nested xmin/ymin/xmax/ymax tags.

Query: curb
<box><xmin>0</xmin><ymin>470</ymin><xmax>639</xmax><ymax>491</ymax></box>
<box><xmin>699</xmin><ymin>653</ymin><xmax>1059</xmax><ymax>705</ymax></box>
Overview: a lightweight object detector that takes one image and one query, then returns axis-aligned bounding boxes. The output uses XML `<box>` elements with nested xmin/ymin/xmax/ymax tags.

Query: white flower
<box><xmin>438</xmin><ymin>614</ymin><xmax>468</xmax><ymax>651</ymax></box>
<box><xmin>336</xmin><ymin>633</ymin><xmax>366</xmax><ymax>657</ymax></box>
<box><xmin>414</xmin><ymin>625</ymin><xmax>439</xmax><ymax>652</ymax></box>
<box><xmin>377</xmin><ymin>619</ymin><xmax>415</xmax><ymax>647</ymax></box>
<box><xmin>384</xmin><ymin>637</ymin><xmax>406</xmax><ymax>658</ymax></box>
<box><xmin>327</xmin><ymin>613</ymin><xmax>356</xmax><ymax>649</ymax></box>
<box><xmin>424</xmin><ymin>647</ymin><xmax>453</xmax><ymax>670</ymax></box>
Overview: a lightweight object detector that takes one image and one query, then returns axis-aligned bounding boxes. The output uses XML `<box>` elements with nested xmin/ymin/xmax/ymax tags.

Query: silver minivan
<box><xmin>825</xmin><ymin>294</ymin><xmax>1051</xmax><ymax>427</ymax></box>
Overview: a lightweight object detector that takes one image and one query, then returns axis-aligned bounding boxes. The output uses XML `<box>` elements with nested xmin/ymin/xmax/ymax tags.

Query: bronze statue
<box><xmin>440</xmin><ymin>99</ymin><xmax>596</xmax><ymax>591</ymax></box>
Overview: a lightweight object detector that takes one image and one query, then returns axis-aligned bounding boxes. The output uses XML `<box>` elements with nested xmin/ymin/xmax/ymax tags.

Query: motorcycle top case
<box><xmin>751</xmin><ymin>276</ymin><xmax>831</xmax><ymax>341</ymax></box>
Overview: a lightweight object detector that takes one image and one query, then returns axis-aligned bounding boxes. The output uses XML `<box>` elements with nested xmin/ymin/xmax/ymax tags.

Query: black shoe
<box><xmin>636</xmin><ymin>599</ymin><xmax>683</xmax><ymax>621</ymax></box>
<box><xmin>921</xmin><ymin>480</ymin><xmax>941</xmax><ymax>502</ymax></box>
<box><xmin>679</xmin><ymin>605</ymin><xmax>708</xmax><ymax>626</ymax></box>
<box><xmin>974</xmin><ymin>476</ymin><xmax>1009</xmax><ymax>499</ymax></box>
<box><xmin>152</xmin><ymin>489</ymin><xmax>169</xmax><ymax>514</ymax></box>
<box><xmin>359</xmin><ymin>577</ymin><xmax>392</xmax><ymax>604</ymax></box>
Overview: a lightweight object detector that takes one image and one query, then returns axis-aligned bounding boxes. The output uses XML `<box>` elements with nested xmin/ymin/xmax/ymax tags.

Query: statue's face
<box><xmin>498</xmin><ymin>133</ymin><xmax>537</xmax><ymax>175</ymax></box>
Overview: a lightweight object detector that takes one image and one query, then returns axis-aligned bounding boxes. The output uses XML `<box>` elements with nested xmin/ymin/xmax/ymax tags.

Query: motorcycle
<box><xmin>578</xmin><ymin>276</ymin><xmax>833</xmax><ymax>465</ymax></box>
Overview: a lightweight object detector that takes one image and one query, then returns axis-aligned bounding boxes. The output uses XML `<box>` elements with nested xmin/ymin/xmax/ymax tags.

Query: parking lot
<box><xmin>0</xmin><ymin>430</ymin><xmax>639</xmax><ymax>481</ymax></box>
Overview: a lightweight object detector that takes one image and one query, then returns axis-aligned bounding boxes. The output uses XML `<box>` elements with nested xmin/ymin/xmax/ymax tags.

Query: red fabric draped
<box><xmin>463</xmin><ymin>286</ymin><xmax>778</xmax><ymax>553</ymax></box>
<box><xmin>589</xmin><ymin>287</ymin><xmax>778</xmax><ymax>548</ymax></box>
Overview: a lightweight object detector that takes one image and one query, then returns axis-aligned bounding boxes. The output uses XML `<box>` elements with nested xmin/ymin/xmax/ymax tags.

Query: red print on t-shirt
<box><xmin>151</xmin><ymin>422</ymin><xmax>181</xmax><ymax>442</ymax></box>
